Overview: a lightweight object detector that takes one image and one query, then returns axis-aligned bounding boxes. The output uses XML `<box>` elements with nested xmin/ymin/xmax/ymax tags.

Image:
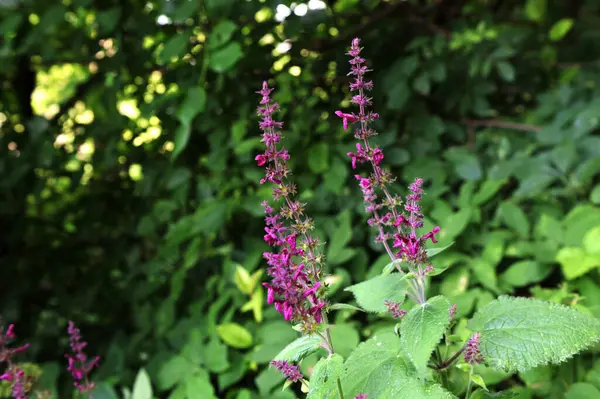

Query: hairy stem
<box><xmin>434</xmin><ymin>345</ymin><xmax>466</xmax><ymax>370</ymax></box>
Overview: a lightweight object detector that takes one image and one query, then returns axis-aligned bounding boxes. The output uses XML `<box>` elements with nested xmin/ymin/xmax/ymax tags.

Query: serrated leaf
<box><xmin>273</xmin><ymin>335</ymin><xmax>322</xmax><ymax>362</ymax></box>
<box><xmin>307</xmin><ymin>354</ymin><xmax>343</xmax><ymax>399</ymax></box>
<box><xmin>345</xmin><ymin>273</ymin><xmax>408</xmax><ymax>313</ymax></box>
<box><xmin>401</xmin><ymin>296</ymin><xmax>451</xmax><ymax>373</ymax></box>
<box><xmin>216</xmin><ymin>323</ymin><xmax>253</xmax><ymax>349</ymax></box>
<box><xmin>469</xmin><ymin>296</ymin><xmax>600</xmax><ymax>372</ymax></box>
<box><xmin>132</xmin><ymin>368</ymin><xmax>152</xmax><ymax>399</ymax></box>
<box><xmin>341</xmin><ymin>333</ymin><xmax>455</xmax><ymax>399</ymax></box>
<box><xmin>549</xmin><ymin>18</ymin><xmax>574</xmax><ymax>41</ymax></box>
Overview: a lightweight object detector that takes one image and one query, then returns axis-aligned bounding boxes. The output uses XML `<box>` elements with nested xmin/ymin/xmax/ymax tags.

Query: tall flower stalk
<box><xmin>255</xmin><ymin>81</ymin><xmax>343</xmax><ymax>398</ymax></box>
<box><xmin>336</xmin><ymin>38</ymin><xmax>440</xmax><ymax>305</ymax></box>
<box><xmin>0</xmin><ymin>324</ymin><xmax>30</xmax><ymax>399</ymax></box>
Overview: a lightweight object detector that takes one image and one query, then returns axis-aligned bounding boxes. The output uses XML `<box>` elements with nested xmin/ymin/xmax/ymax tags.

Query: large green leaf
<box><xmin>400</xmin><ymin>296</ymin><xmax>451</xmax><ymax>372</ymax></box>
<box><xmin>344</xmin><ymin>273</ymin><xmax>408</xmax><ymax>313</ymax></box>
<box><xmin>307</xmin><ymin>354</ymin><xmax>343</xmax><ymax>399</ymax></box>
<box><xmin>469</xmin><ymin>296</ymin><xmax>600</xmax><ymax>371</ymax></box>
<box><xmin>341</xmin><ymin>333</ymin><xmax>454</xmax><ymax>398</ymax></box>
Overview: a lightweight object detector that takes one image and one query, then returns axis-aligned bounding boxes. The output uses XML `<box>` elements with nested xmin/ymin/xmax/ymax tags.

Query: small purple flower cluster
<box><xmin>464</xmin><ymin>333</ymin><xmax>483</xmax><ymax>365</ymax></box>
<box><xmin>65</xmin><ymin>321</ymin><xmax>100</xmax><ymax>393</ymax></box>
<box><xmin>256</xmin><ymin>82</ymin><xmax>326</xmax><ymax>328</ymax></box>
<box><xmin>336</xmin><ymin>38</ymin><xmax>440</xmax><ymax>303</ymax></box>
<box><xmin>0</xmin><ymin>324</ymin><xmax>30</xmax><ymax>399</ymax></box>
<box><xmin>355</xmin><ymin>394</ymin><xmax>368</xmax><ymax>399</ymax></box>
<box><xmin>384</xmin><ymin>300</ymin><xmax>407</xmax><ymax>319</ymax></box>
<box><xmin>270</xmin><ymin>360</ymin><xmax>303</xmax><ymax>382</ymax></box>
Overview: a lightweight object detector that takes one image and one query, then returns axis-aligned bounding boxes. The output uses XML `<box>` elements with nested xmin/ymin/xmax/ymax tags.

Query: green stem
<box><xmin>321</xmin><ymin>311</ymin><xmax>344</xmax><ymax>399</ymax></box>
<box><xmin>465</xmin><ymin>367</ymin><xmax>474</xmax><ymax>399</ymax></box>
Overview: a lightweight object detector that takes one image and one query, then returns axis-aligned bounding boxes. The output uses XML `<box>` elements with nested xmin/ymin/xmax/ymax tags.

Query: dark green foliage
<box><xmin>2</xmin><ymin>0</ymin><xmax>600</xmax><ymax>397</ymax></box>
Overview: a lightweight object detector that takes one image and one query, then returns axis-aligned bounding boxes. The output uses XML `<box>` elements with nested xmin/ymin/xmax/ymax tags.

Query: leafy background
<box><xmin>1</xmin><ymin>0</ymin><xmax>600</xmax><ymax>397</ymax></box>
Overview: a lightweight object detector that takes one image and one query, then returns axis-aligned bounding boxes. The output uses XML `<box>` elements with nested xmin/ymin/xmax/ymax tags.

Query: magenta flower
<box><xmin>270</xmin><ymin>360</ymin><xmax>304</xmax><ymax>382</ymax></box>
<box><xmin>384</xmin><ymin>300</ymin><xmax>407</xmax><ymax>319</ymax></box>
<box><xmin>0</xmin><ymin>323</ymin><xmax>30</xmax><ymax>399</ymax></box>
<box><xmin>255</xmin><ymin>82</ymin><xmax>326</xmax><ymax>328</ymax></box>
<box><xmin>337</xmin><ymin>38</ymin><xmax>441</xmax><ymax>304</ymax></box>
<box><xmin>464</xmin><ymin>333</ymin><xmax>483</xmax><ymax>365</ymax></box>
<box><xmin>65</xmin><ymin>321</ymin><xmax>100</xmax><ymax>393</ymax></box>
<box><xmin>355</xmin><ymin>394</ymin><xmax>368</xmax><ymax>399</ymax></box>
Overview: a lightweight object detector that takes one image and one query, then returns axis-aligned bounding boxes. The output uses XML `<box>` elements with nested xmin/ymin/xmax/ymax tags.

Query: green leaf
<box><xmin>500</xmin><ymin>260</ymin><xmax>552</xmax><ymax>287</ymax></box>
<box><xmin>549</xmin><ymin>18</ymin><xmax>574</xmax><ymax>41</ymax></box>
<box><xmin>185</xmin><ymin>370</ymin><xmax>215</xmax><ymax>399</ymax></box>
<box><xmin>401</xmin><ymin>296</ymin><xmax>451</xmax><ymax>372</ymax></box>
<box><xmin>209</xmin><ymin>42</ymin><xmax>243</xmax><ymax>72</ymax></box>
<box><xmin>132</xmin><ymin>368</ymin><xmax>153</xmax><ymax>399</ymax></box>
<box><xmin>157</xmin><ymin>356</ymin><xmax>196</xmax><ymax>390</ymax></box>
<box><xmin>307</xmin><ymin>354</ymin><xmax>343</xmax><ymax>399</ymax></box>
<box><xmin>496</xmin><ymin>62</ymin><xmax>515</xmax><ymax>82</ymax></box>
<box><xmin>177</xmin><ymin>86</ymin><xmax>207</xmax><ymax>125</ymax></box>
<box><xmin>556</xmin><ymin>247</ymin><xmax>599</xmax><ymax>280</ymax></box>
<box><xmin>590</xmin><ymin>185</ymin><xmax>600</xmax><ymax>204</ymax></box>
<box><xmin>565</xmin><ymin>383</ymin><xmax>600</xmax><ymax>399</ymax></box>
<box><xmin>444</xmin><ymin>148</ymin><xmax>482</xmax><ymax>180</ymax></box>
<box><xmin>426</xmin><ymin>242</ymin><xmax>454</xmax><ymax>259</ymax></box>
<box><xmin>344</xmin><ymin>273</ymin><xmax>408</xmax><ymax>313</ymax></box>
<box><xmin>341</xmin><ymin>332</ymin><xmax>413</xmax><ymax>397</ymax></box>
<box><xmin>308</xmin><ymin>142</ymin><xmax>330</xmax><ymax>174</ymax></box>
<box><xmin>208</xmin><ymin>20</ymin><xmax>238</xmax><ymax>49</ymax></box>
<box><xmin>498</xmin><ymin>202</ymin><xmax>529</xmax><ymax>237</ymax></box>
<box><xmin>329</xmin><ymin>303</ymin><xmax>364</xmax><ymax>312</ymax></box>
<box><xmin>97</xmin><ymin>7</ymin><xmax>121</xmax><ymax>34</ymax></box>
<box><xmin>525</xmin><ymin>0</ymin><xmax>546</xmax><ymax>22</ymax></box>
<box><xmin>341</xmin><ymin>333</ymin><xmax>454</xmax><ymax>399</ymax></box>
<box><xmin>160</xmin><ymin>33</ymin><xmax>189</xmax><ymax>63</ymax></box>
<box><xmin>584</xmin><ymin>227</ymin><xmax>600</xmax><ymax>256</ymax></box>
<box><xmin>468</xmin><ymin>296</ymin><xmax>600</xmax><ymax>372</ymax></box>
<box><xmin>216</xmin><ymin>323</ymin><xmax>253</xmax><ymax>349</ymax></box>
<box><xmin>413</xmin><ymin>73</ymin><xmax>430</xmax><ymax>95</ymax></box>
<box><xmin>171</xmin><ymin>124</ymin><xmax>191</xmax><ymax>162</ymax></box>
<box><xmin>473</xmin><ymin>179</ymin><xmax>506</xmax><ymax>206</ymax></box>
<box><xmin>470</xmin><ymin>374</ymin><xmax>488</xmax><ymax>391</ymax></box>
<box><xmin>273</xmin><ymin>335</ymin><xmax>322</xmax><ymax>362</ymax></box>
<box><xmin>204</xmin><ymin>337</ymin><xmax>229</xmax><ymax>373</ymax></box>
<box><xmin>233</xmin><ymin>264</ymin><xmax>253</xmax><ymax>294</ymax></box>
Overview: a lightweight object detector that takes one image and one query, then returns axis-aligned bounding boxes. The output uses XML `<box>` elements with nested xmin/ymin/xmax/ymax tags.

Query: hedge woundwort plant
<box><xmin>257</xmin><ymin>38</ymin><xmax>600</xmax><ymax>399</ymax></box>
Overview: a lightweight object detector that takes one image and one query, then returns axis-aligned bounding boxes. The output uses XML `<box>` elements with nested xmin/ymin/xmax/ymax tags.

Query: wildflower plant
<box><xmin>256</xmin><ymin>39</ymin><xmax>600</xmax><ymax>399</ymax></box>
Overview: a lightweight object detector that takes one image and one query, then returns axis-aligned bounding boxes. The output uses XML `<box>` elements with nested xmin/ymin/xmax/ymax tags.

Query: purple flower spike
<box><xmin>464</xmin><ymin>333</ymin><xmax>483</xmax><ymax>365</ymax></box>
<box><xmin>65</xmin><ymin>321</ymin><xmax>100</xmax><ymax>393</ymax></box>
<box><xmin>255</xmin><ymin>82</ymin><xmax>326</xmax><ymax>328</ymax></box>
<box><xmin>338</xmin><ymin>38</ymin><xmax>441</xmax><ymax>303</ymax></box>
<box><xmin>355</xmin><ymin>394</ymin><xmax>368</xmax><ymax>399</ymax></box>
<box><xmin>270</xmin><ymin>360</ymin><xmax>304</xmax><ymax>382</ymax></box>
<box><xmin>0</xmin><ymin>322</ymin><xmax>30</xmax><ymax>399</ymax></box>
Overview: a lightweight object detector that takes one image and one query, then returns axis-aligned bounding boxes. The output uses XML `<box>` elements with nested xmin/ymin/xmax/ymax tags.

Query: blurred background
<box><xmin>2</xmin><ymin>0</ymin><xmax>600</xmax><ymax>398</ymax></box>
